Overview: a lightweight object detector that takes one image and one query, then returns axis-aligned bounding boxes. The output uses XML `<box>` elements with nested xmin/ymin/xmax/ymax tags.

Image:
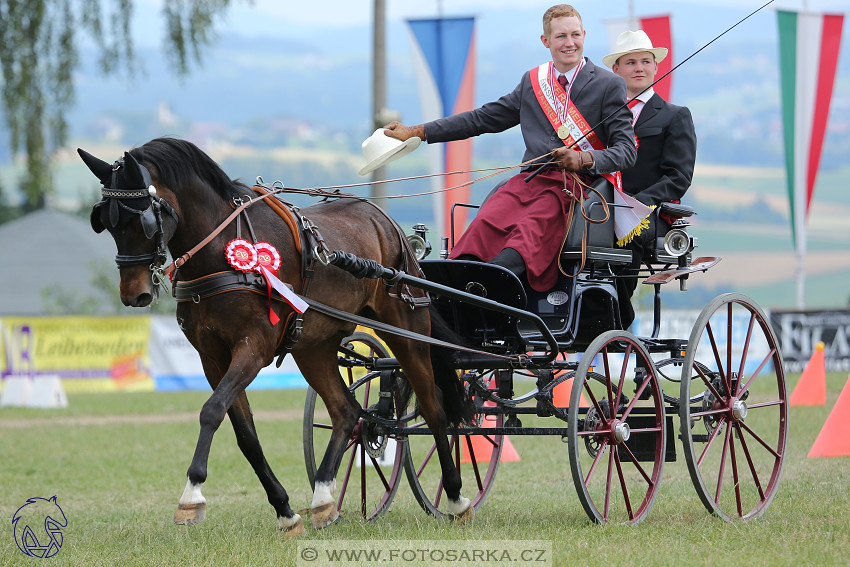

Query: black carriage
<box><xmin>303</xmin><ymin>180</ymin><xmax>789</xmax><ymax>524</ymax></box>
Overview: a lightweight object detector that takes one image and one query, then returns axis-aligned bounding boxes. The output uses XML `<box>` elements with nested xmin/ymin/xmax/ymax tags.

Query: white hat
<box><xmin>358</xmin><ymin>128</ymin><xmax>421</xmax><ymax>176</ymax></box>
<box><xmin>602</xmin><ymin>30</ymin><xmax>668</xmax><ymax>69</ymax></box>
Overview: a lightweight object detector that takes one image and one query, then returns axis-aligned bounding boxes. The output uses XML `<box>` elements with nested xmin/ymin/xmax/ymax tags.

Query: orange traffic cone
<box><xmin>808</xmin><ymin>373</ymin><xmax>850</xmax><ymax>458</ymax></box>
<box><xmin>461</xmin><ymin>405</ymin><xmax>520</xmax><ymax>463</ymax></box>
<box><xmin>790</xmin><ymin>341</ymin><xmax>827</xmax><ymax>406</ymax></box>
<box><xmin>553</xmin><ymin>377</ymin><xmax>589</xmax><ymax>408</ymax></box>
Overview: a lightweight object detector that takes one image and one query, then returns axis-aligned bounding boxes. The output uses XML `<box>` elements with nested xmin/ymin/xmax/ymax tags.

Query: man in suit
<box><xmin>384</xmin><ymin>4</ymin><xmax>636</xmax><ymax>293</ymax></box>
<box><xmin>605</xmin><ymin>30</ymin><xmax>697</xmax><ymax>327</ymax></box>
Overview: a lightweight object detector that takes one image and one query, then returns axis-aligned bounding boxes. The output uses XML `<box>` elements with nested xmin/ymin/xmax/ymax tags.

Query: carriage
<box><xmin>302</xmin><ymin>179</ymin><xmax>788</xmax><ymax>525</ymax></box>
<box><xmin>82</xmin><ymin>138</ymin><xmax>787</xmax><ymax>532</ymax></box>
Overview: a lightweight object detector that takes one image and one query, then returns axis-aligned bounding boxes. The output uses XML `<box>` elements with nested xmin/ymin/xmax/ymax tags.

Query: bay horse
<box><xmin>79</xmin><ymin>137</ymin><xmax>472</xmax><ymax>535</ymax></box>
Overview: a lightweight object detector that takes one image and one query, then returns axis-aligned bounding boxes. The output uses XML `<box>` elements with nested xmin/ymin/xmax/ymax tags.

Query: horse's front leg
<box><xmin>173</xmin><ymin>341</ymin><xmax>267</xmax><ymax>527</ymax></box>
<box><xmin>294</xmin><ymin>343</ymin><xmax>363</xmax><ymax>529</ymax></box>
<box><xmin>228</xmin><ymin>392</ymin><xmax>304</xmax><ymax>536</ymax></box>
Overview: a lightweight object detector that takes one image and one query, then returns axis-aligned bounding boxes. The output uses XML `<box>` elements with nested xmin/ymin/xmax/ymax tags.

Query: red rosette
<box><xmin>225</xmin><ymin>238</ymin><xmax>258</xmax><ymax>272</ymax></box>
<box><xmin>254</xmin><ymin>242</ymin><xmax>281</xmax><ymax>273</ymax></box>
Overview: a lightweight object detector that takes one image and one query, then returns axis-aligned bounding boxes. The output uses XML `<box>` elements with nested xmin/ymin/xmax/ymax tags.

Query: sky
<box><xmin>132</xmin><ymin>0</ymin><xmax>848</xmax><ymax>45</ymax></box>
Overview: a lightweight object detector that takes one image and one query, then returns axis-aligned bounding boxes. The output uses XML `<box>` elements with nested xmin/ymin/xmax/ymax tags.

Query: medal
<box><xmin>557</xmin><ymin>125</ymin><xmax>570</xmax><ymax>139</ymax></box>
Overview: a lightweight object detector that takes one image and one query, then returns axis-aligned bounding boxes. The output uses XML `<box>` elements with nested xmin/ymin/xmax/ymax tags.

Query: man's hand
<box><xmin>554</xmin><ymin>147</ymin><xmax>593</xmax><ymax>172</ymax></box>
<box><xmin>384</xmin><ymin>122</ymin><xmax>425</xmax><ymax>142</ymax></box>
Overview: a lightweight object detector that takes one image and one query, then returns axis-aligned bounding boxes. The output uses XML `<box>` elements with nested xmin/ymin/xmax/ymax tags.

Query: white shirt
<box><xmin>556</xmin><ymin>57</ymin><xmax>585</xmax><ymax>86</ymax></box>
<box><xmin>628</xmin><ymin>87</ymin><xmax>655</xmax><ymax>124</ymax></box>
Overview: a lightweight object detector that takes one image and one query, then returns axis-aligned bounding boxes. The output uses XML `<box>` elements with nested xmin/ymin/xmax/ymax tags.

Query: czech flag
<box><xmin>406</xmin><ymin>17</ymin><xmax>476</xmax><ymax>240</ymax></box>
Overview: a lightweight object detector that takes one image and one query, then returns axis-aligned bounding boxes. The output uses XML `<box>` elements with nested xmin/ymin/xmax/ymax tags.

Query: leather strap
<box><xmin>163</xmin><ymin>189</ymin><xmax>284</xmax><ymax>277</ymax></box>
<box><xmin>172</xmin><ymin>268</ymin><xmax>516</xmax><ymax>362</ymax></box>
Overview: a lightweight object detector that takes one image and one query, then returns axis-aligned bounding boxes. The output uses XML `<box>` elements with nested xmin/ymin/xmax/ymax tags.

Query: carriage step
<box><xmin>687</xmin><ymin>434</ymin><xmax>711</xmax><ymax>443</ymax></box>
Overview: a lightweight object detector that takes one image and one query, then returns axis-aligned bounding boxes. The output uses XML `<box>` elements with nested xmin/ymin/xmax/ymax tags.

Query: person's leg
<box><xmin>488</xmin><ymin>247</ymin><xmax>526</xmax><ymax>277</ymax></box>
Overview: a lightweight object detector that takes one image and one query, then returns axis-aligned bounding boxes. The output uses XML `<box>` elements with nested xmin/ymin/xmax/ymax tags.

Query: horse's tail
<box><xmin>427</xmin><ymin>306</ymin><xmax>474</xmax><ymax>427</ymax></box>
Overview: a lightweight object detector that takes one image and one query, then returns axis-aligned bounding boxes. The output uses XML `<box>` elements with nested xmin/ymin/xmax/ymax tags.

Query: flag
<box><xmin>777</xmin><ymin>10</ymin><xmax>844</xmax><ymax>251</ymax></box>
<box><xmin>406</xmin><ymin>17</ymin><xmax>476</xmax><ymax>240</ymax></box>
<box><xmin>605</xmin><ymin>15</ymin><xmax>673</xmax><ymax>101</ymax></box>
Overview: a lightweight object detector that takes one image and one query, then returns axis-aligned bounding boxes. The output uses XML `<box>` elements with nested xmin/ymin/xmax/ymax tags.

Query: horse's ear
<box><xmin>123</xmin><ymin>151</ymin><xmax>146</xmax><ymax>189</ymax></box>
<box><xmin>77</xmin><ymin>148</ymin><xmax>112</xmax><ymax>186</ymax></box>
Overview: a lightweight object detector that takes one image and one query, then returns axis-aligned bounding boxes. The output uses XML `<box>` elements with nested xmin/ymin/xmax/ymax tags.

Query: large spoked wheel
<box><xmin>568</xmin><ymin>331</ymin><xmax>666</xmax><ymax>524</ymax></box>
<box><xmin>680</xmin><ymin>293</ymin><xmax>788</xmax><ymax>521</ymax></box>
<box><xmin>655</xmin><ymin>357</ymin><xmax>710</xmax><ymax>406</ymax></box>
<box><xmin>302</xmin><ymin>331</ymin><xmax>405</xmax><ymax>522</ymax></box>
<box><xmin>404</xmin><ymin>370</ymin><xmax>504</xmax><ymax>517</ymax></box>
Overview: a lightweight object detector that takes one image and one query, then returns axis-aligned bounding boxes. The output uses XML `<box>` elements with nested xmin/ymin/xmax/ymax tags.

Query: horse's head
<box><xmin>79</xmin><ymin>148</ymin><xmax>179</xmax><ymax>307</ymax></box>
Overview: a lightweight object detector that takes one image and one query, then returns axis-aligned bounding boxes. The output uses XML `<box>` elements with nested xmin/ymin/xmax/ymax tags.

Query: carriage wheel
<box><xmin>654</xmin><ymin>357</ymin><xmax>710</xmax><ymax>406</ymax></box>
<box><xmin>403</xmin><ymin>370</ymin><xmax>504</xmax><ymax>517</ymax></box>
<box><xmin>568</xmin><ymin>331</ymin><xmax>666</xmax><ymax>524</ymax></box>
<box><xmin>680</xmin><ymin>293</ymin><xmax>788</xmax><ymax>521</ymax></box>
<box><xmin>302</xmin><ymin>331</ymin><xmax>405</xmax><ymax>522</ymax></box>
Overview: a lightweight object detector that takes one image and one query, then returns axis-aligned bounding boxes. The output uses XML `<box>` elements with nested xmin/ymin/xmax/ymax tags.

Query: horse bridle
<box><xmin>93</xmin><ymin>158</ymin><xmax>179</xmax><ymax>286</ymax></box>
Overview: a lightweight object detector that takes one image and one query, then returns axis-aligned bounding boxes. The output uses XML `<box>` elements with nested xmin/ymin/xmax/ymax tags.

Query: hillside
<box><xmin>1</xmin><ymin>2</ymin><xmax>848</xmax><ymax>311</ymax></box>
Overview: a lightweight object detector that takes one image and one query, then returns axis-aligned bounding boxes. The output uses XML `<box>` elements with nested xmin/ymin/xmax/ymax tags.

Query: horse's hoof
<box><xmin>450</xmin><ymin>504</ymin><xmax>475</xmax><ymax>526</ymax></box>
<box><xmin>311</xmin><ymin>502</ymin><xmax>340</xmax><ymax>529</ymax></box>
<box><xmin>279</xmin><ymin>515</ymin><xmax>305</xmax><ymax>538</ymax></box>
<box><xmin>174</xmin><ymin>502</ymin><xmax>206</xmax><ymax>525</ymax></box>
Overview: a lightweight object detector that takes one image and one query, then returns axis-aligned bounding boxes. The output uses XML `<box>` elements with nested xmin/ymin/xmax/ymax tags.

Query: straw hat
<box><xmin>358</xmin><ymin>128</ymin><xmax>421</xmax><ymax>176</ymax></box>
<box><xmin>602</xmin><ymin>30</ymin><xmax>668</xmax><ymax>69</ymax></box>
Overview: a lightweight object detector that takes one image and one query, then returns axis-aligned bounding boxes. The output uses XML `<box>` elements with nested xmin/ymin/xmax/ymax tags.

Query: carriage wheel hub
<box><xmin>731</xmin><ymin>399</ymin><xmax>748</xmax><ymax>422</ymax></box>
<box><xmin>613</xmin><ymin>420</ymin><xmax>631</xmax><ymax>444</ymax></box>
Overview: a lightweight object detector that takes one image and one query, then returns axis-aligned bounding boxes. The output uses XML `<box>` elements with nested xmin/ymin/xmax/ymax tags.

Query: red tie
<box><xmin>557</xmin><ymin>75</ymin><xmax>568</xmax><ymax>91</ymax></box>
<box><xmin>628</xmin><ymin>99</ymin><xmax>640</xmax><ymax>109</ymax></box>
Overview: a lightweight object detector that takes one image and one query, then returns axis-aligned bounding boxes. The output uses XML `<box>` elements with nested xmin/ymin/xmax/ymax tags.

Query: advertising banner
<box><xmin>148</xmin><ymin>316</ymin><xmax>305</xmax><ymax>391</ymax></box>
<box><xmin>0</xmin><ymin>316</ymin><xmax>153</xmax><ymax>392</ymax></box>
<box><xmin>633</xmin><ymin>309</ymin><xmax>772</xmax><ymax>375</ymax></box>
<box><xmin>770</xmin><ymin>309</ymin><xmax>850</xmax><ymax>373</ymax></box>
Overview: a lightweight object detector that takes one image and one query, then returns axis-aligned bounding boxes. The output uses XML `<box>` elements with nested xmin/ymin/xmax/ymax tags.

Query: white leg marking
<box><xmin>447</xmin><ymin>495</ymin><xmax>471</xmax><ymax>516</ymax></box>
<box><xmin>278</xmin><ymin>513</ymin><xmax>302</xmax><ymax>530</ymax></box>
<box><xmin>311</xmin><ymin>480</ymin><xmax>337</xmax><ymax>509</ymax></box>
<box><xmin>179</xmin><ymin>477</ymin><xmax>206</xmax><ymax>506</ymax></box>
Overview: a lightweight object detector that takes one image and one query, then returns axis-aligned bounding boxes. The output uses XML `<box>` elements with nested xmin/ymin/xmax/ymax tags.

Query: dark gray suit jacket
<box><xmin>622</xmin><ymin>93</ymin><xmax>696</xmax><ymax>205</ymax></box>
<box><xmin>424</xmin><ymin>58</ymin><xmax>637</xmax><ymax>175</ymax></box>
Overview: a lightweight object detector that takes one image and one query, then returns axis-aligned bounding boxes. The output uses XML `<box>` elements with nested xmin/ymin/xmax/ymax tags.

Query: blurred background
<box><xmin>0</xmin><ymin>0</ymin><xmax>848</xmax><ymax>393</ymax></box>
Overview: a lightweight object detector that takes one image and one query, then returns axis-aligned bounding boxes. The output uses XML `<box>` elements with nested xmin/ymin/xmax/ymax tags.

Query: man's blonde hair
<box><xmin>542</xmin><ymin>4</ymin><xmax>583</xmax><ymax>37</ymax></box>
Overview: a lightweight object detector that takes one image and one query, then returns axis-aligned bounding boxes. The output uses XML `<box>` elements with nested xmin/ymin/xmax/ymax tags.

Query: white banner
<box><xmin>149</xmin><ymin>316</ymin><xmax>306</xmax><ymax>391</ymax></box>
<box><xmin>633</xmin><ymin>310</ymin><xmax>772</xmax><ymax>375</ymax></box>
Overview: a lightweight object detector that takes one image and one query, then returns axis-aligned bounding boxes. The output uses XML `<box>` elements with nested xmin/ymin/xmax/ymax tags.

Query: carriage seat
<box><xmin>559</xmin><ymin>177</ymin><xmax>633</xmax><ymax>267</ymax></box>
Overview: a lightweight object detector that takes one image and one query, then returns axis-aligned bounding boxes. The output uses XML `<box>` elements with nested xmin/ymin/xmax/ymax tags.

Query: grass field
<box><xmin>1</xmin><ymin>372</ymin><xmax>849</xmax><ymax>567</ymax></box>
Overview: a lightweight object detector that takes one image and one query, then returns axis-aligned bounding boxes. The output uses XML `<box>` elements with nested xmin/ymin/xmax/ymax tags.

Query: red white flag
<box><xmin>605</xmin><ymin>15</ymin><xmax>673</xmax><ymax>101</ymax></box>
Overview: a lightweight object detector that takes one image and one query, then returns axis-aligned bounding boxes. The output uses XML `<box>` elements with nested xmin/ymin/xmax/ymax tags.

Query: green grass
<box><xmin>1</xmin><ymin>374</ymin><xmax>848</xmax><ymax>567</ymax></box>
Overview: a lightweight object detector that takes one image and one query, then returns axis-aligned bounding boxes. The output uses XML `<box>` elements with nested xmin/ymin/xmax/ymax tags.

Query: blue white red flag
<box><xmin>406</xmin><ymin>17</ymin><xmax>476</xmax><ymax>239</ymax></box>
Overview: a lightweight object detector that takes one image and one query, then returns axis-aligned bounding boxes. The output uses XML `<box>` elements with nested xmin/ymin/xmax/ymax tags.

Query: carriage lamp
<box><xmin>408</xmin><ymin>223</ymin><xmax>432</xmax><ymax>260</ymax></box>
<box><xmin>663</xmin><ymin>227</ymin><xmax>694</xmax><ymax>258</ymax></box>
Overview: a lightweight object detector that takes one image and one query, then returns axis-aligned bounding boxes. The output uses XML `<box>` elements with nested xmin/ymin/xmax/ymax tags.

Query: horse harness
<box><xmin>92</xmin><ymin>157</ymin><xmax>179</xmax><ymax>286</ymax></box>
<box><xmin>170</xmin><ymin>181</ymin><xmax>429</xmax><ymax>358</ymax></box>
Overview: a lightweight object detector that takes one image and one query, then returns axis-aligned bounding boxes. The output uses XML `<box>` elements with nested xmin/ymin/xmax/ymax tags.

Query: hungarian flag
<box><xmin>407</xmin><ymin>17</ymin><xmax>476</xmax><ymax>240</ymax></box>
<box><xmin>777</xmin><ymin>10</ymin><xmax>844</xmax><ymax>251</ymax></box>
<box><xmin>605</xmin><ymin>15</ymin><xmax>673</xmax><ymax>101</ymax></box>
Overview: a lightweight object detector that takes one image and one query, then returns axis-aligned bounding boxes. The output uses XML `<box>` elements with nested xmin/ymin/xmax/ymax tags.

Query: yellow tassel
<box><xmin>616</xmin><ymin>210</ymin><xmax>654</xmax><ymax>247</ymax></box>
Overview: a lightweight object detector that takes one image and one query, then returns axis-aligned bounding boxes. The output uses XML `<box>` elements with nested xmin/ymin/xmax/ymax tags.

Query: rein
<box><xmin>161</xmin><ymin>189</ymin><xmax>288</xmax><ymax>278</ymax></box>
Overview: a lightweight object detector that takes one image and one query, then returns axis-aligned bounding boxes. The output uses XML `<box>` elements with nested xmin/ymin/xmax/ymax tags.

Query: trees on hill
<box><xmin>0</xmin><ymin>0</ymin><xmax>241</xmax><ymax>206</ymax></box>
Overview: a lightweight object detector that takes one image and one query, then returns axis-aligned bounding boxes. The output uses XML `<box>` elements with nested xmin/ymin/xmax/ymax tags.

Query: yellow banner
<box><xmin>0</xmin><ymin>316</ymin><xmax>153</xmax><ymax>393</ymax></box>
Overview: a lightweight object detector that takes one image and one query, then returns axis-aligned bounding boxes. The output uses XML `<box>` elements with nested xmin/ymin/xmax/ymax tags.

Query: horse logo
<box><xmin>12</xmin><ymin>496</ymin><xmax>67</xmax><ymax>558</ymax></box>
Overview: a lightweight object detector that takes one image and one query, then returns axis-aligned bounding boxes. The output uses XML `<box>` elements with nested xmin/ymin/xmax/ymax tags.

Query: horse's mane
<box><xmin>130</xmin><ymin>137</ymin><xmax>248</xmax><ymax>201</ymax></box>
